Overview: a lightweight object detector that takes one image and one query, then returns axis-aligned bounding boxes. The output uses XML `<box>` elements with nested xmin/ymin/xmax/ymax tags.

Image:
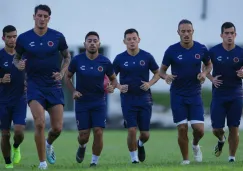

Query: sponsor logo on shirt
<box><xmin>233</xmin><ymin>57</ymin><xmax>239</xmax><ymax>63</ymax></box>
<box><xmin>98</xmin><ymin>66</ymin><xmax>103</xmax><ymax>72</ymax></box>
<box><xmin>48</xmin><ymin>41</ymin><xmax>54</xmax><ymax>47</ymax></box>
<box><xmin>140</xmin><ymin>60</ymin><xmax>145</xmax><ymax>66</ymax></box>
<box><xmin>195</xmin><ymin>54</ymin><xmax>201</xmax><ymax>59</ymax></box>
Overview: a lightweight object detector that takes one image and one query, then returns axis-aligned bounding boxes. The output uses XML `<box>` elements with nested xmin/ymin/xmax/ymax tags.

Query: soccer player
<box><xmin>160</xmin><ymin>19</ymin><xmax>212</xmax><ymax>165</ymax></box>
<box><xmin>13</xmin><ymin>5</ymin><xmax>71</xmax><ymax>169</ymax></box>
<box><xmin>64</xmin><ymin>31</ymin><xmax>117</xmax><ymax>167</ymax></box>
<box><xmin>205</xmin><ymin>22</ymin><xmax>243</xmax><ymax>162</ymax></box>
<box><xmin>113</xmin><ymin>28</ymin><xmax>160</xmax><ymax>163</ymax></box>
<box><xmin>0</xmin><ymin>25</ymin><xmax>26</xmax><ymax>169</ymax></box>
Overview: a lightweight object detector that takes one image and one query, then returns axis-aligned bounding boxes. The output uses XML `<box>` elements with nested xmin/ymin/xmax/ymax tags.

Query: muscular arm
<box><xmin>159</xmin><ymin>65</ymin><xmax>169</xmax><ymax>79</ymax></box>
<box><xmin>64</xmin><ymin>70</ymin><xmax>75</xmax><ymax>93</ymax></box>
<box><xmin>60</xmin><ymin>49</ymin><xmax>71</xmax><ymax>77</ymax></box>
<box><xmin>202</xmin><ymin>62</ymin><xmax>213</xmax><ymax>81</ymax></box>
<box><xmin>148</xmin><ymin>69</ymin><xmax>160</xmax><ymax>86</ymax></box>
<box><xmin>108</xmin><ymin>73</ymin><xmax>118</xmax><ymax>88</ymax></box>
<box><xmin>13</xmin><ymin>53</ymin><xmax>22</xmax><ymax>68</ymax></box>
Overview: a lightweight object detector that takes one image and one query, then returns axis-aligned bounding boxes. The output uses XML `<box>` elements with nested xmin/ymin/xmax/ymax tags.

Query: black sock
<box><xmin>13</xmin><ymin>143</ymin><xmax>19</xmax><ymax>148</ymax></box>
<box><xmin>4</xmin><ymin>157</ymin><xmax>11</xmax><ymax>164</ymax></box>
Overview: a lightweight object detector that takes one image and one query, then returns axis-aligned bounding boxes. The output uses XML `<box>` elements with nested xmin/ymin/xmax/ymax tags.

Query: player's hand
<box><xmin>17</xmin><ymin>59</ymin><xmax>27</xmax><ymax>71</ymax></box>
<box><xmin>197</xmin><ymin>72</ymin><xmax>206</xmax><ymax>84</ymax></box>
<box><xmin>236</xmin><ymin>67</ymin><xmax>243</xmax><ymax>78</ymax></box>
<box><xmin>119</xmin><ymin>84</ymin><xmax>128</xmax><ymax>93</ymax></box>
<box><xmin>52</xmin><ymin>72</ymin><xmax>63</xmax><ymax>81</ymax></box>
<box><xmin>140</xmin><ymin>81</ymin><xmax>151</xmax><ymax>91</ymax></box>
<box><xmin>73</xmin><ymin>91</ymin><xmax>82</xmax><ymax>100</ymax></box>
<box><xmin>106</xmin><ymin>82</ymin><xmax>114</xmax><ymax>93</ymax></box>
<box><xmin>164</xmin><ymin>74</ymin><xmax>177</xmax><ymax>85</ymax></box>
<box><xmin>210</xmin><ymin>75</ymin><xmax>223</xmax><ymax>88</ymax></box>
<box><xmin>2</xmin><ymin>74</ymin><xmax>11</xmax><ymax>83</ymax></box>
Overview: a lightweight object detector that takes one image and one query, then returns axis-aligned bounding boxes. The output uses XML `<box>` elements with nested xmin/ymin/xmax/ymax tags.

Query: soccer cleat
<box><xmin>181</xmin><ymin>160</ymin><xmax>190</xmax><ymax>165</ymax></box>
<box><xmin>214</xmin><ymin>135</ymin><xmax>226</xmax><ymax>157</ymax></box>
<box><xmin>38</xmin><ymin>163</ymin><xmax>48</xmax><ymax>170</ymax></box>
<box><xmin>76</xmin><ymin>146</ymin><xmax>86</xmax><ymax>163</ymax></box>
<box><xmin>192</xmin><ymin>145</ymin><xmax>202</xmax><ymax>162</ymax></box>
<box><xmin>229</xmin><ymin>159</ymin><xmax>235</xmax><ymax>163</ymax></box>
<box><xmin>90</xmin><ymin>163</ymin><xmax>97</xmax><ymax>167</ymax></box>
<box><xmin>137</xmin><ymin>140</ymin><xmax>145</xmax><ymax>162</ymax></box>
<box><xmin>12</xmin><ymin>147</ymin><xmax>21</xmax><ymax>164</ymax></box>
<box><xmin>46</xmin><ymin>145</ymin><xmax>56</xmax><ymax>164</ymax></box>
<box><xmin>5</xmin><ymin>163</ymin><xmax>14</xmax><ymax>169</ymax></box>
<box><xmin>132</xmin><ymin>161</ymin><xmax>139</xmax><ymax>164</ymax></box>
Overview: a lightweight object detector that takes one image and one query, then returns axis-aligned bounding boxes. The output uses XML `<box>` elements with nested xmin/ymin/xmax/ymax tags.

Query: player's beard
<box><xmin>88</xmin><ymin>49</ymin><xmax>97</xmax><ymax>54</ymax></box>
<box><xmin>6</xmin><ymin>43</ymin><xmax>15</xmax><ymax>48</ymax></box>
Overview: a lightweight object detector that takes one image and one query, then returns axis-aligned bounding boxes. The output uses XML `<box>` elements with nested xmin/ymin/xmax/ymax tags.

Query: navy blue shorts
<box><xmin>170</xmin><ymin>93</ymin><xmax>204</xmax><ymax>125</ymax></box>
<box><xmin>0</xmin><ymin>95</ymin><xmax>27</xmax><ymax>130</ymax></box>
<box><xmin>75</xmin><ymin>101</ymin><xmax>106</xmax><ymax>130</ymax></box>
<box><xmin>211</xmin><ymin>96</ymin><xmax>242</xmax><ymax>128</ymax></box>
<box><xmin>27</xmin><ymin>87</ymin><xmax>64</xmax><ymax>110</ymax></box>
<box><xmin>121</xmin><ymin>93</ymin><xmax>153</xmax><ymax>131</ymax></box>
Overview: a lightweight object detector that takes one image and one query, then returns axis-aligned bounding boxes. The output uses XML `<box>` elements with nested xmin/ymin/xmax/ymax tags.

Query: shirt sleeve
<box><xmin>148</xmin><ymin>53</ymin><xmax>159</xmax><ymax>71</ymax></box>
<box><xmin>112</xmin><ymin>55</ymin><xmax>120</xmax><ymax>75</ymax></box>
<box><xmin>68</xmin><ymin>56</ymin><xmax>77</xmax><ymax>73</ymax></box>
<box><xmin>58</xmin><ymin>33</ymin><xmax>68</xmax><ymax>51</ymax></box>
<box><xmin>162</xmin><ymin>47</ymin><xmax>171</xmax><ymax>67</ymax></box>
<box><xmin>105</xmin><ymin>59</ymin><xmax>115</xmax><ymax>77</ymax></box>
<box><xmin>15</xmin><ymin>35</ymin><xmax>25</xmax><ymax>56</ymax></box>
<box><xmin>202</xmin><ymin>45</ymin><xmax>210</xmax><ymax>65</ymax></box>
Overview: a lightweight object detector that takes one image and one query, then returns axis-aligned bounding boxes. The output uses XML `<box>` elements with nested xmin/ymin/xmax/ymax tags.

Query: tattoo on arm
<box><xmin>13</xmin><ymin>53</ymin><xmax>22</xmax><ymax>67</ymax></box>
<box><xmin>60</xmin><ymin>49</ymin><xmax>71</xmax><ymax>77</ymax></box>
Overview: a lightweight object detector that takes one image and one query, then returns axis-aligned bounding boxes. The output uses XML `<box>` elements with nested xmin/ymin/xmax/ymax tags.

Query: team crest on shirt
<box><xmin>47</xmin><ymin>41</ymin><xmax>54</xmax><ymax>47</ymax></box>
<box><xmin>140</xmin><ymin>60</ymin><xmax>145</xmax><ymax>66</ymax></box>
<box><xmin>98</xmin><ymin>66</ymin><xmax>103</xmax><ymax>72</ymax></box>
<box><xmin>195</xmin><ymin>54</ymin><xmax>201</xmax><ymax>59</ymax></box>
<box><xmin>233</xmin><ymin>57</ymin><xmax>239</xmax><ymax>63</ymax></box>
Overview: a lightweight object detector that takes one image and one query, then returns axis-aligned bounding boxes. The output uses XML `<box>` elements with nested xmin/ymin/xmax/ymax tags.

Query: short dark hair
<box><xmin>85</xmin><ymin>31</ymin><xmax>100</xmax><ymax>41</ymax></box>
<box><xmin>35</xmin><ymin>4</ymin><xmax>51</xmax><ymax>16</ymax></box>
<box><xmin>178</xmin><ymin>19</ymin><xmax>193</xmax><ymax>29</ymax></box>
<box><xmin>2</xmin><ymin>25</ymin><xmax>16</xmax><ymax>37</ymax></box>
<box><xmin>221</xmin><ymin>22</ymin><xmax>236</xmax><ymax>34</ymax></box>
<box><xmin>124</xmin><ymin>28</ymin><xmax>139</xmax><ymax>38</ymax></box>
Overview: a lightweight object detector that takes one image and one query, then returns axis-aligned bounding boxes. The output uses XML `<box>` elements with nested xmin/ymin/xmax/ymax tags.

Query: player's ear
<box><xmin>138</xmin><ymin>37</ymin><xmax>141</xmax><ymax>43</ymax></box>
<box><xmin>33</xmin><ymin>14</ymin><xmax>35</xmax><ymax>20</ymax></box>
<box><xmin>220</xmin><ymin>33</ymin><xmax>223</xmax><ymax>39</ymax></box>
<box><xmin>177</xmin><ymin>30</ymin><xmax>180</xmax><ymax>35</ymax></box>
<box><xmin>2</xmin><ymin>36</ymin><xmax>5</xmax><ymax>41</ymax></box>
<box><xmin>123</xmin><ymin>39</ymin><xmax>126</xmax><ymax>45</ymax></box>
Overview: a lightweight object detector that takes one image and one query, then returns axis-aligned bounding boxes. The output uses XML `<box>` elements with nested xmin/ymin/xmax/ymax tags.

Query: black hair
<box><xmin>124</xmin><ymin>28</ymin><xmax>139</xmax><ymax>38</ymax></box>
<box><xmin>35</xmin><ymin>4</ymin><xmax>51</xmax><ymax>16</ymax></box>
<box><xmin>221</xmin><ymin>22</ymin><xmax>236</xmax><ymax>34</ymax></box>
<box><xmin>85</xmin><ymin>31</ymin><xmax>100</xmax><ymax>41</ymax></box>
<box><xmin>2</xmin><ymin>25</ymin><xmax>16</xmax><ymax>37</ymax></box>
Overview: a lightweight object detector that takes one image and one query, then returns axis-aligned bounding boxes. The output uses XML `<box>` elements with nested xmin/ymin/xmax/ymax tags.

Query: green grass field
<box><xmin>1</xmin><ymin>130</ymin><xmax>243</xmax><ymax>171</ymax></box>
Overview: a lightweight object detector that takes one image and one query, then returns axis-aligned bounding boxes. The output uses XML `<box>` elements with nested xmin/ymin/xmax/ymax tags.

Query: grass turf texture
<box><xmin>0</xmin><ymin>130</ymin><xmax>242</xmax><ymax>170</ymax></box>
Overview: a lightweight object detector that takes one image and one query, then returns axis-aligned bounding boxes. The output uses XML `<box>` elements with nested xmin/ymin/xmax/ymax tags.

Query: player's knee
<box><xmin>177</xmin><ymin>125</ymin><xmax>188</xmax><ymax>135</ymax></box>
<box><xmin>128</xmin><ymin>127</ymin><xmax>137</xmax><ymax>136</ymax></box>
<box><xmin>14</xmin><ymin>129</ymin><xmax>24</xmax><ymax>138</ymax></box>
<box><xmin>1</xmin><ymin>130</ymin><xmax>11</xmax><ymax>140</ymax></box>
<box><xmin>213</xmin><ymin>128</ymin><xmax>224</xmax><ymax>136</ymax></box>
<box><xmin>194</xmin><ymin>127</ymin><xmax>204</xmax><ymax>137</ymax></box>
<box><xmin>34</xmin><ymin>119</ymin><xmax>45</xmax><ymax>130</ymax></box>
<box><xmin>78</xmin><ymin>130</ymin><xmax>90</xmax><ymax>142</ymax></box>
<box><xmin>51</xmin><ymin>127</ymin><xmax>62</xmax><ymax>135</ymax></box>
<box><xmin>93</xmin><ymin>128</ymin><xmax>103</xmax><ymax>138</ymax></box>
<box><xmin>140</xmin><ymin>132</ymin><xmax>150</xmax><ymax>141</ymax></box>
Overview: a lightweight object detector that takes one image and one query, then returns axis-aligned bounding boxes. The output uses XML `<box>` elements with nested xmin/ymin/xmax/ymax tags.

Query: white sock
<box><xmin>130</xmin><ymin>151</ymin><xmax>138</xmax><ymax>162</ymax></box>
<box><xmin>229</xmin><ymin>156</ymin><xmax>235</xmax><ymax>161</ymax></box>
<box><xmin>80</xmin><ymin>144</ymin><xmax>87</xmax><ymax>148</ymax></box>
<box><xmin>138</xmin><ymin>139</ymin><xmax>143</xmax><ymax>147</ymax></box>
<box><xmin>91</xmin><ymin>154</ymin><xmax>99</xmax><ymax>164</ymax></box>
<box><xmin>192</xmin><ymin>144</ymin><xmax>199</xmax><ymax>149</ymax></box>
<box><xmin>40</xmin><ymin>161</ymin><xmax>47</xmax><ymax>166</ymax></box>
<box><xmin>46</xmin><ymin>140</ymin><xmax>51</xmax><ymax>148</ymax></box>
<box><xmin>219</xmin><ymin>136</ymin><xmax>226</xmax><ymax>143</ymax></box>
